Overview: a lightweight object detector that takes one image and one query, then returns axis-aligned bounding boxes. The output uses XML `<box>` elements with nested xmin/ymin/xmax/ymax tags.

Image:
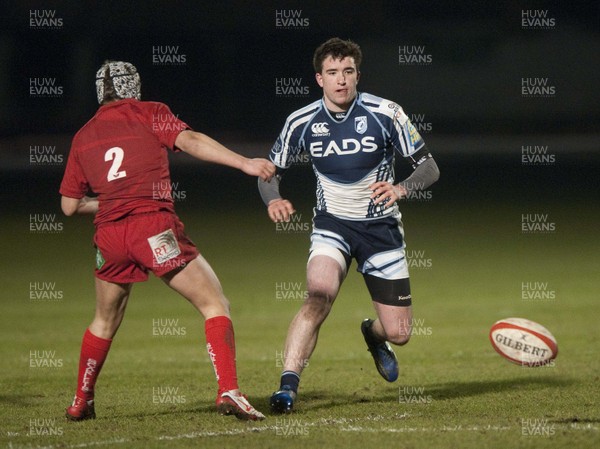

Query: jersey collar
<box><xmin>321</xmin><ymin>93</ymin><xmax>360</xmax><ymax>123</ymax></box>
<box><xmin>98</xmin><ymin>98</ymin><xmax>140</xmax><ymax>111</ymax></box>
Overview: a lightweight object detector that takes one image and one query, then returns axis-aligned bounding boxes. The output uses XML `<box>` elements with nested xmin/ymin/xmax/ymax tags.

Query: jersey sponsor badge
<box><xmin>407</xmin><ymin>121</ymin><xmax>423</xmax><ymax>146</ymax></box>
<box><xmin>355</xmin><ymin>116</ymin><xmax>367</xmax><ymax>134</ymax></box>
<box><xmin>148</xmin><ymin>228</ymin><xmax>181</xmax><ymax>265</ymax></box>
<box><xmin>95</xmin><ymin>248</ymin><xmax>105</xmax><ymax>270</ymax></box>
<box><xmin>393</xmin><ymin>107</ymin><xmax>408</xmax><ymax>125</ymax></box>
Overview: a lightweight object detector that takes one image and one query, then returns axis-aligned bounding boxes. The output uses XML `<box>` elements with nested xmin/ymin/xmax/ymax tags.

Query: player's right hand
<box><xmin>242</xmin><ymin>158</ymin><xmax>276</xmax><ymax>181</ymax></box>
<box><xmin>267</xmin><ymin>199</ymin><xmax>296</xmax><ymax>223</ymax></box>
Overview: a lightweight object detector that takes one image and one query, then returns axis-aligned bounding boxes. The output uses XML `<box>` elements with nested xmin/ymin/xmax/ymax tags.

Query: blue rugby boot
<box><xmin>361</xmin><ymin>319</ymin><xmax>399</xmax><ymax>382</ymax></box>
<box><xmin>270</xmin><ymin>386</ymin><xmax>296</xmax><ymax>414</ymax></box>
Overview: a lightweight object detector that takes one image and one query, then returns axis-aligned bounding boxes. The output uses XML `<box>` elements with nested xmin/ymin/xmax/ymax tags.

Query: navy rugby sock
<box><xmin>280</xmin><ymin>371</ymin><xmax>300</xmax><ymax>393</ymax></box>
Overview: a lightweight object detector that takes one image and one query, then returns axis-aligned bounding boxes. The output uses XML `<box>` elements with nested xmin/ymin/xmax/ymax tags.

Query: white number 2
<box><xmin>104</xmin><ymin>147</ymin><xmax>127</xmax><ymax>182</ymax></box>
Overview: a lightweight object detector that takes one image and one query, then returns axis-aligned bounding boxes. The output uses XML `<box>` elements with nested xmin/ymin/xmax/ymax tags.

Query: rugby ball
<box><xmin>489</xmin><ymin>318</ymin><xmax>558</xmax><ymax>367</ymax></box>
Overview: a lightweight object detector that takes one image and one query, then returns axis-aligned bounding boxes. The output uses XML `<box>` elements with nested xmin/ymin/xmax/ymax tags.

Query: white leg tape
<box><xmin>308</xmin><ymin>245</ymin><xmax>348</xmax><ymax>273</ymax></box>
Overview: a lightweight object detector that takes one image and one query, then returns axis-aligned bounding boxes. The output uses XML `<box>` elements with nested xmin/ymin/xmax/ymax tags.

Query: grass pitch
<box><xmin>1</xmin><ymin>159</ymin><xmax>599</xmax><ymax>448</ymax></box>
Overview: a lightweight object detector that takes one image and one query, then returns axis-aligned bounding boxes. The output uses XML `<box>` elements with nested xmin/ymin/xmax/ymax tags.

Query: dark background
<box><xmin>2</xmin><ymin>1</ymin><xmax>598</xmax><ymax>136</ymax></box>
<box><xmin>1</xmin><ymin>0</ymin><xmax>598</xmax><ymax>215</ymax></box>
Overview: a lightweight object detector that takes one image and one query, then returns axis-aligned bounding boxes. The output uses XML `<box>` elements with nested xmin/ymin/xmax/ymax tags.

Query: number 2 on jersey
<box><xmin>105</xmin><ymin>147</ymin><xmax>127</xmax><ymax>182</ymax></box>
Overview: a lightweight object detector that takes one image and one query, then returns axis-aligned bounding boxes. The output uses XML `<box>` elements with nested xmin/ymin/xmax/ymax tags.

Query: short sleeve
<box><xmin>270</xmin><ymin>115</ymin><xmax>306</xmax><ymax>169</ymax></box>
<box><xmin>59</xmin><ymin>143</ymin><xmax>88</xmax><ymax>199</ymax></box>
<box><xmin>150</xmin><ymin>103</ymin><xmax>192</xmax><ymax>152</ymax></box>
<box><xmin>389</xmin><ymin>104</ymin><xmax>425</xmax><ymax>158</ymax></box>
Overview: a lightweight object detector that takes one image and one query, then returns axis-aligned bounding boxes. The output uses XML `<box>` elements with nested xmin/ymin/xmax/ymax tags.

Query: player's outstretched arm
<box><xmin>61</xmin><ymin>195</ymin><xmax>99</xmax><ymax>216</ymax></box>
<box><xmin>258</xmin><ymin>172</ymin><xmax>296</xmax><ymax>222</ymax></box>
<box><xmin>267</xmin><ymin>199</ymin><xmax>296</xmax><ymax>223</ymax></box>
<box><xmin>175</xmin><ymin>130</ymin><xmax>275</xmax><ymax>181</ymax></box>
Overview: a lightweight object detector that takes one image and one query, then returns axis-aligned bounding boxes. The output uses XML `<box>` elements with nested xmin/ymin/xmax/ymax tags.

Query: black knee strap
<box><xmin>363</xmin><ymin>274</ymin><xmax>412</xmax><ymax>306</ymax></box>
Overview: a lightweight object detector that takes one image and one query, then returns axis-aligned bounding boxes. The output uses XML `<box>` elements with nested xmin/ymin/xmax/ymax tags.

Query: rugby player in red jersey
<box><xmin>60</xmin><ymin>61</ymin><xmax>274</xmax><ymax>421</ymax></box>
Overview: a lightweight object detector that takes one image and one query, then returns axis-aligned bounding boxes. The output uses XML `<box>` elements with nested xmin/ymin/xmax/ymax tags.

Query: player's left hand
<box><xmin>369</xmin><ymin>182</ymin><xmax>407</xmax><ymax>208</ymax></box>
<box><xmin>242</xmin><ymin>158</ymin><xmax>276</xmax><ymax>181</ymax></box>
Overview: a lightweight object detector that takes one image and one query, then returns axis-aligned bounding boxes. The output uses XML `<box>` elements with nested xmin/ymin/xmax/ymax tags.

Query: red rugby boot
<box><xmin>216</xmin><ymin>390</ymin><xmax>265</xmax><ymax>421</ymax></box>
<box><xmin>65</xmin><ymin>396</ymin><xmax>96</xmax><ymax>421</ymax></box>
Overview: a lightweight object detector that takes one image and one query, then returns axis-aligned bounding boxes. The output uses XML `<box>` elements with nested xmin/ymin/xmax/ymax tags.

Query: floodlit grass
<box><xmin>1</xmin><ymin>165</ymin><xmax>599</xmax><ymax>448</ymax></box>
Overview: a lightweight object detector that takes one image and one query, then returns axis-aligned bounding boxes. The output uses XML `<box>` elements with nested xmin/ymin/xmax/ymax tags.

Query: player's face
<box><xmin>316</xmin><ymin>56</ymin><xmax>360</xmax><ymax>112</ymax></box>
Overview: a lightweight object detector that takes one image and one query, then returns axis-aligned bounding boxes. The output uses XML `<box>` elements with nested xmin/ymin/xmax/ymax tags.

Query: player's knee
<box><xmin>306</xmin><ymin>285</ymin><xmax>336</xmax><ymax>307</ymax></box>
<box><xmin>220</xmin><ymin>295</ymin><xmax>231</xmax><ymax>313</ymax></box>
<box><xmin>308</xmin><ymin>275</ymin><xmax>338</xmax><ymax>300</ymax></box>
<box><xmin>383</xmin><ymin>325</ymin><xmax>411</xmax><ymax>346</ymax></box>
<box><xmin>302</xmin><ymin>289</ymin><xmax>335</xmax><ymax>321</ymax></box>
<box><xmin>388</xmin><ymin>333</ymin><xmax>411</xmax><ymax>346</ymax></box>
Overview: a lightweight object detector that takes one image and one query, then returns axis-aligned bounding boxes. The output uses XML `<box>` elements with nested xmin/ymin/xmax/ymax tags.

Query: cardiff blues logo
<box><xmin>355</xmin><ymin>116</ymin><xmax>367</xmax><ymax>134</ymax></box>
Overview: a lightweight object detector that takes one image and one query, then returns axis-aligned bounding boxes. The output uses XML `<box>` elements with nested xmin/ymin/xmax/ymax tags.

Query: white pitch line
<box><xmin>340</xmin><ymin>424</ymin><xmax>513</xmax><ymax>433</ymax></box>
<box><xmin>6</xmin><ymin>438</ymin><xmax>129</xmax><ymax>449</ymax></box>
<box><xmin>7</xmin><ymin>415</ymin><xmax>597</xmax><ymax>449</ymax></box>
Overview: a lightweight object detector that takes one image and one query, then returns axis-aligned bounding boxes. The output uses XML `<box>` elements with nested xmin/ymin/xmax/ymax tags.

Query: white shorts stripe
<box><xmin>361</xmin><ymin>249</ymin><xmax>409</xmax><ymax>280</ymax></box>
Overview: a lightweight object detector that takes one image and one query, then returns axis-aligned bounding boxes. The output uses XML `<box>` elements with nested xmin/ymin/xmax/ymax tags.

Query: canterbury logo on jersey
<box><xmin>310</xmin><ymin>136</ymin><xmax>377</xmax><ymax>157</ymax></box>
<box><xmin>311</xmin><ymin>122</ymin><xmax>330</xmax><ymax>136</ymax></box>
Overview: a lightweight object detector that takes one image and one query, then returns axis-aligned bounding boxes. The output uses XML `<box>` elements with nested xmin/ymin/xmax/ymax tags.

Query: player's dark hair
<box><xmin>313</xmin><ymin>38</ymin><xmax>362</xmax><ymax>73</ymax></box>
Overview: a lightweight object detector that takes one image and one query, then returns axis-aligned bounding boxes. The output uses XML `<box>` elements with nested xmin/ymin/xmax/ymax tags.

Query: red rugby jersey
<box><xmin>60</xmin><ymin>99</ymin><xmax>190</xmax><ymax>225</ymax></box>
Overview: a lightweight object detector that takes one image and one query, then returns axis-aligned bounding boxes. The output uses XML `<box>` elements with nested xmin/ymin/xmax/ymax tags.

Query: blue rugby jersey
<box><xmin>269</xmin><ymin>92</ymin><xmax>426</xmax><ymax>220</ymax></box>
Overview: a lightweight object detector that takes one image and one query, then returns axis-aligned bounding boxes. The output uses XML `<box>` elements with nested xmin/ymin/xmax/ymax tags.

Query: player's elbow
<box><xmin>429</xmin><ymin>158</ymin><xmax>440</xmax><ymax>184</ymax></box>
<box><xmin>61</xmin><ymin>196</ymin><xmax>79</xmax><ymax>216</ymax></box>
<box><xmin>62</xmin><ymin>205</ymin><xmax>77</xmax><ymax>216</ymax></box>
<box><xmin>175</xmin><ymin>130</ymin><xmax>205</xmax><ymax>154</ymax></box>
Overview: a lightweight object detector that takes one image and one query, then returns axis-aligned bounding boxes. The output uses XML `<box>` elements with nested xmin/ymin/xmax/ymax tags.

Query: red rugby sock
<box><xmin>205</xmin><ymin>316</ymin><xmax>239</xmax><ymax>394</ymax></box>
<box><xmin>75</xmin><ymin>328</ymin><xmax>112</xmax><ymax>401</ymax></box>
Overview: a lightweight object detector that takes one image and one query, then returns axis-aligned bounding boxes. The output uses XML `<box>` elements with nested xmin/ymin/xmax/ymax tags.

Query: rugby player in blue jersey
<box><xmin>259</xmin><ymin>38</ymin><xmax>439</xmax><ymax>413</ymax></box>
